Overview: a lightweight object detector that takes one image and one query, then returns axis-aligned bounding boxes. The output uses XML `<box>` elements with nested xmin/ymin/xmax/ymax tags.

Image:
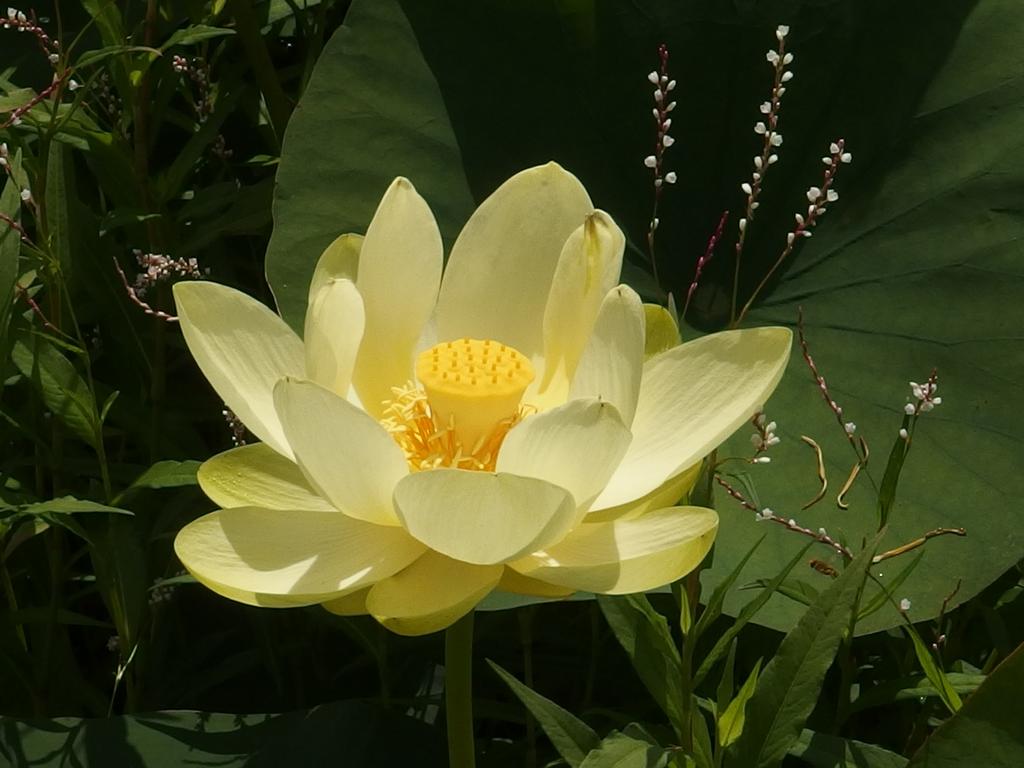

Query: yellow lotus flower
<box><xmin>172</xmin><ymin>163</ymin><xmax>791</xmax><ymax>636</ymax></box>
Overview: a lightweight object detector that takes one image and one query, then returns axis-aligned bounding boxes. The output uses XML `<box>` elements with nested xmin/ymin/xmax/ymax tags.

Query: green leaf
<box><xmin>726</xmin><ymin>539</ymin><xmax>878</xmax><ymax>768</ymax></box>
<box><xmin>10</xmin><ymin>331</ymin><xmax>101</xmax><ymax>450</ymax></box>
<box><xmin>709</xmin><ymin>0</ymin><xmax>1024</xmax><ymax>635</ymax></box>
<box><xmin>790</xmin><ymin>729</ymin><xmax>909</xmax><ymax>768</ymax></box>
<box><xmin>718</xmin><ymin>659</ymin><xmax>762</xmax><ymax>748</ymax></box>
<box><xmin>265</xmin><ymin>0</ymin><xmax>474</xmax><ymax>330</ymax></box>
<box><xmin>74</xmin><ymin>45</ymin><xmax>160</xmax><ymax>69</ymax></box>
<box><xmin>904</xmin><ymin>624</ymin><xmax>962</xmax><ymax>714</ymax></box>
<box><xmin>907</xmin><ymin>642</ymin><xmax>1024</xmax><ymax>767</ymax></box>
<box><xmin>488</xmin><ymin>659</ymin><xmax>599</xmax><ymax>768</ymax></box>
<box><xmin>858</xmin><ymin>552</ymin><xmax>924</xmax><ymax>621</ymax></box>
<box><xmin>850</xmin><ymin>673</ymin><xmax>985</xmax><ymax>714</ymax></box>
<box><xmin>117</xmin><ymin>459</ymin><xmax>200</xmax><ymax>500</ymax></box>
<box><xmin>21</xmin><ymin>496</ymin><xmax>132</xmax><ymax>516</ymax></box>
<box><xmin>579</xmin><ymin>731</ymin><xmax>670</xmax><ymax>768</ymax></box>
<box><xmin>694</xmin><ymin>542</ymin><xmax>812</xmax><ymax>687</ymax></box>
<box><xmin>692</xmin><ymin>536</ymin><xmax>764</xmax><ymax>643</ymax></box>
<box><xmin>597</xmin><ymin>593</ymin><xmax>683</xmax><ymax>732</ymax></box>
<box><xmin>160</xmin><ymin>25</ymin><xmax>235</xmax><ymax>50</ymax></box>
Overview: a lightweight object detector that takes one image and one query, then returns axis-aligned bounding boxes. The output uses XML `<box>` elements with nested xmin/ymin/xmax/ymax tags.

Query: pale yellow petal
<box><xmin>585</xmin><ymin>461</ymin><xmax>702</xmax><ymax>523</ymax></box>
<box><xmin>308</xmin><ymin>233</ymin><xmax>362</xmax><ymax>302</ymax></box>
<box><xmin>174</xmin><ymin>507</ymin><xmax>425</xmax><ymax>602</ymax></box>
<box><xmin>436</xmin><ymin>162</ymin><xmax>593</xmax><ymax>357</ymax></box>
<box><xmin>509</xmin><ymin>506</ymin><xmax>718</xmax><ymax>594</ymax></box>
<box><xmin>536</xmin><ymin>211</ymin><xmax>624</xmax><ymax>395</ymax></box>
<box><xmin>273</xmin><ymin>379</ymin><xmax>408</xmax><ymax>525</ymax></box>
<box><xmin>591</xmin><ymin>326</ymin><xmax>791</xmax><ymax>510</ymax></box>
<box><xmin>198</xmin><ymin>443</ymin><xmax>334</xmax><ymax>511</ymax></box>
<box><xmin>366</xmin><ymin>551</ymin><xmax>502</xmax><ymax>636</ymax></box>
<box><xmin>643</xmin><ymin>303</ymin><xmax>681</xmax><ymax>358</ymax></box>
<box><xmin>322</xmin><ymin>587</ymin><xmax>370</xmax><ymax>616</ymax></box>
<box><xmin>352</xmin><ymin>178</ymin><xmax>443</xmax><ymax>416</ymax></box>
<box><xmin>392</xmin><ymin>469</ymin><xmax>576</xmax><ymax>565</ymax></box>
<box><xmin>173</xmin><ymin>281</ymin><xmax>304</xmax><ymax>458</ymax></box>
<box><xmin>568</xmin><ymin>285</ymin><xmax>645</xmax><ymax>426</ymax></box>
<box><xmin>496</xmin><ymin>398</ymin><xmax>631</xmax><ymax>509</ymax></box>
<box><xmin>304</xmin><ymin>278</ymin><xmax>365</xmax><ymax>397</ymax></box>
<box><xmin>497</xmin><ymin>567</ymin><xmax>574</xmax><ymax>598</ymax></box>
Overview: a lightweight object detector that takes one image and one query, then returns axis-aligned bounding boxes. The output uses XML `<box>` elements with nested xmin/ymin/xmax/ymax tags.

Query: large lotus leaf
<box><xmin>0</xmin><ymin>701</ymin><xmax>442</xmax><ymax>766</ymax></box>
<box><xmin>702</xmin><ymin>0</ymin><xmax>1024</xmax><ymax>634</ymax></box>
<box><xmin>265</xmin><ymin>0</ymin><xmax>474</xmax><ymax>330</ymax></box>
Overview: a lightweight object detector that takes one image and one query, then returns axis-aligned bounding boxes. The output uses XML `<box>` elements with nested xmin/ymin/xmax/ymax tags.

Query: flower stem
<box><xmin>445</xmin><ymin>612</ymin><xmax>476</xmax><ymax>768</ymax></box>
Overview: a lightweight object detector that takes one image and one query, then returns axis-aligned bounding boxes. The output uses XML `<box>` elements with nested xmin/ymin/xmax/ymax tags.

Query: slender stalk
<box><xmin>445</xmin><ymin>612</ymin><xmax>476</xmax><ymax>768</ymax></box>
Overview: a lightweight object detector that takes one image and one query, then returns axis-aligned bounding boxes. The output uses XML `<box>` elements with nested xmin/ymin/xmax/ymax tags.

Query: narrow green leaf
<box><xmin>745</xmin><ymin>577</ymin><xmax>821</xmax><ymax>608</ymax></box>
<box><xmin>717</xmin><ymin>659</ymin><xmax>762</xmax><ymax>748</ymax></box>
<box><xmin>74</xmin><ymin>45</ymin><xmax>160</xmax><ymax>69</ymax></box>
<box><xmin>850</xmin><ymin>673</ymin><xmax>984</xmax><ymax>714</ymax></box>
<box><xmin>694</xmin><ymin>542</ymin><xmax>813</xmax><ymax>687</ymax></box>
<box><xmin>44</xmin><ymin>140</ymin><xmax>74</xmax><ymax>279</ymax></box>
<box><xmin>22</xmin><ymin>496</ymin><xmax>132</xmax><ymax>516</ymax></box>
<box><xmin>907</xmin><ymin>642</ymin><xmax>1024</xmax><ymax>767</ymax></box>
<box><xmin>0</xmin><ymin>148</ymin><xmax>22</xmax><ymax>349</ymax></box>
<box><xmin>579</xmin><ymin>731</ymin><xmax>670</xmax><ymax>768</ymax></box>
<box><xmin>692</xmin><ymin>536</ymin><xmax>764</xmax><ymax>642</ymax></box>
<box><xmin>715</xmin><ymin>640</ymin><xmax>738</xmax><ymax>720</ymax></box>
<box><xmin>11</xmin><ymin>331</ymin><xmax>101</xmax><ymax>449</ymax></box>
<box><xmin>877</xmin><ymin>424</ymin><xmax>911</xmax><ymax>527</ymax></box>
<box><xmin>904</xmin><ymin>625</ymin><xmax>962</xmax><ymax>714</ymax></box>
<box><xmin>859</xmin><ymin>552</ymin><xmax>925</xmax><ymax>621</ymax></box>
<box><xmin>597</xmin><ymin>593</ymin><xmax>683</xmax><ymax>731</ymax></box>
<box><xmin>789</xmin><ymin>729</ymin><xmax>909</xmax><ymax>768</ymax></box>
<box><xmin>488</xmin><ymin>660</ymin><xmax>599</xmax><ymax>768</ymax></box>
<box><xmin>159</xmin><ymin>25</ymin><xmax>235</xmax><ymax>50</ymax></box>
<box><xmin>115</xmin><ymin>459</ymin><xmax>200</xmax><ymax>502</ymax></box>
<box><xmin>726</xmin><ymin>539</ymin><xmax>879</xmax><ymax>768</ymax></box>
<box><xmin>691</xmin><ymin>711</ymin><xmax>715</xmax><ymax>768</ymax></box>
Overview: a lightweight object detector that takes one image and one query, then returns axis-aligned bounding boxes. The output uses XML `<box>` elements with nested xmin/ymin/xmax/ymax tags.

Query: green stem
<box><xmin>445</xmin><ymin>612</ymin><xmax>476</xmax><ymax>768</ymax></box>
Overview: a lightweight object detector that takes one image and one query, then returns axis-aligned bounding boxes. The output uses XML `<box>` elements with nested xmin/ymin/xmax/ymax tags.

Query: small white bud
<box><xmin>660</xmin><ymin>74</ymin><xmax>668</xmax><ymax>84</ymax></box>
<box><xmin>781</xmin><ymin>70</ymin><xmax>794</xmax><ymax>83</ymax></box>
<box><xmin>68</xmin><ymin>79</ymin><xmax>80</xmax><ymax>91</ymax></box>
<box><xmin>844</xmin><ymin>422</ymin><xmax>857</xmax><ymax>434</ymax></box>
<box><xmin>643</xmin><ymin>155</ymin><xmax>657</xmax><ymax>168</ymax></box>
<box><xmin>652</xmin><ymin>108</ymin><xmax>660</xmax><ymax>119</ymax></box>
<box><xmin>768</xmin><ymin>154</ymin><xmax>779</xmax><ymax>164</ymax></box>
<box><xmin>754</xmin><ymin>456</ymin><xmax>771</xmax><ymax>464</ymax></box>
<box><xmin>822</xmin><ymin>156</ymin><xmax>834</xmax><ymax>166</ymax></box>
<box><xmin>899</xmin><ymin>428</ymin><xmax>909</xmax><ymax>439</ymax></box>
<box><xmin>666</xmin><ymin>101</ymin><xmax>677</xmax><ymax>111</ymax></box>
<box><xmin>826</xmin><ymin>189</ymin><xmax>839</xmax><ymax>202</ymax></box>
<box><xmin>48</xmin><ymin>53</ymin><xmax>58</xmax><ymax>63</ymax></box>
<box><xmin>795</xmin><ymin>213</ymin><xmax>805</xmax><ymax>225</ymax></box>
<box><xmin>787</xmin><ymin>232</ymin><xmax>795</xmax><ymax>245</ymax></box>
<box><xmin>647</xmin><ymin>71</ymin><xmax>659</xmax><ymax>84</ymax></box>
<box><xmin>738</xmin><ymin>218</ymin><xmax>747</xmax><ymax>231</ymax></box>
<box><xmin>754</xmin><ymin>121</ymin><xmax>767</xmax><ymax>134</ymax></box>
<box><xmin>662</xmin><ymin>134</ymin><xmax>675</xmax><ymax>147</ymax></box>
<box><xmin>830</xmin><ymin>142</ymin><xmax>841</xmax><ymax>154</ymax></box>
<box><xmin>899</xmin><ymin>598</ymin><xmax>911</xmax><ymax>612</ymax></box>
<box><xmin>904</xmin><ymin>403</ymin><xmax>916</xmax><ymax>415</ymax></box>
<box><xmin>662</xmin><ymin>118</ymin><xmax>672</xmax><ymax>130</ymax></box>
<box><xmin>0</xmin><ymin>157</ymin><xmax>6</xmax><ymax>167</ymax></box>
<box><xmin>667</xmin><ymin>79</ymin><xmax>676</xmax><ymax>91</ymax></box>
<box><xmin>19</xmin><ymin>188</ymin><xmax>31</xmax><ymax>201</ymax></box>
<box><xmin>788</xmin><ymin>519</ymin><xmax>797</xmax><ymax>527</ymax></box>
<box><xmin>766</xmin><ymin>50</ymin><xmax>780</xmax><ymax>65</ymax></box>
<box><xmin>760</xmin><ymin>101</ymin><xmax>772</xmax><ymax>114</ymax></box>
<box><xmin>6</xmin><ymin>8</ymin><xmax>15</xmax><ymax>20</ymax></box>
<box><xmin>654</xmin><ymin>178</ymin><xmax>662</xmax><ymax>188</ymax></box>
<box><xmin>741</xmin><ymin>182</ymin><xmax>753</xmax><ymax>195</ymax></box>
<box><xmin>818</xmin><ymin>527</ymin><xmax>827</xmax><ymax>537</ymax></box>
<box><xmin>753</xmin><ymin>156</ymin><xmax>763</xmax><ymax>169</ymax></box>
<box><xmin>776</xmin><ymin>25</ymin><xmax>790</xmax><ymax>38</ymax></box>
<box><xmin>806</xmin><ymin>187</ymin><xmax>821</xmax><ymax>202</ymax></box>
<box><xmin>802</xmin><ymin>230</ymin><xmax>813</xmax><ymax>238</ymax></box>
<box><xmin>932</xmin><ymin>396</ymin><xmax>942</xmax><ymax>405</ymax></box>
<box><xmin>664</xmin><ymin>171</ymin><xmax>677</xmax><ymax>184</ymax></box>
<box><xmin>840</xmin><ymin>152</ymin><xmax>853</xmax><ymax>163</ymax></box>
<box><xmin>651</xmin><ymin>217</ymin><xmax>659</xmax><ymax>230</ymax></box>
<box><xmin>777</xmin><ymin>86</ymin><xmax>787</xmax><ymax>96</ymax></box>
<box><xmin>770</xmin><ymin>133</ymin><xmax>783</xmax><ymax>146</ymax></box>
<box><xmin>654</xmin><ymin>89</ymin><xmax>663</xmax><ymax>103</ymax></box>
<box><xmin>782</xmin><ymin>53</ymin><xmax>794</xmax><ymax>65</ymax></box>
<box><xmin>750</xmin><ymin>201</ymin><xmax>760</xmax><ymax>210</ymax></box>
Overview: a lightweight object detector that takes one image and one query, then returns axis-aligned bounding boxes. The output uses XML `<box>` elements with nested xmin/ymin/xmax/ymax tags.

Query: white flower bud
<box><xmin>787</xmin><ymin>232</ymin><xmax>795</xmax><ymax>244</ymax></box>
<box><xmin>899</xmin><ymin>428</ymin><xmax>909</xmax><ymax>439</ymax></box>
<box><xmin>899</xmin><ymin>598</ymin><xmax>911</xmax><ymax>612</ymax></box>
<box><xmin>830</xmin><ymin>142</ymin><xmax>841</xmax><ymax>154</ymax></box>
<box><xmin>647</xmin><ymin>71</ymin><xmax>659</xmax><ymax>84</ymax></box>
<box><xmin>754</xmin><ymin>122</ymin><xmax>767</xmax><ymax>134</ymax></box>
<box><xmin>753</xmin><ymin>156</ymin><xmax>763</xmax><ymax>169</ymax></box>
<box><xmin>766</xmin><ymin>50</ymin><xmax>780</xmax><ymax>65</ymax></box>
<box><xmin>666</xmin><ymin>101</ymin><xmax>677</xmax><ymax>111</ymax></box>
<box><xmin>20</xmin><ymin>188</ymin><xmax>31</xmax><ymax>201</ymax></box>
<box><xmin>770</xmin><ymin>133</ymin><xmax>783</xmax><ymax>146</ymax></box>
<box><xmin>654</xmin><ymin>89</ymin><xmax>663</xmax><ymax>103</ymax></box>
<box><xmin>664</xmin><ymin>171</ymin><xmax>677</xmax><ymax>184</ymax></box>
<box><xmin>768</xmin><ymin>154</ymin><xmax>779</xmax><ymax>164</ymax></box>
<box><xmin>667</xmin><ymin>79</ymin><xmax>676</xmax><ymax>91</ymax></box>
<box><xmin>826</xmin><ymin>189</ymin><xmax>839</xmax><ymax>202</ymax></box>
<box><xmin>904</xmin><ymin>403</ymin><xmax>916</xmax><ymax>415</ymax></box>
<box><xmin>662</xmin><ymin>134</ymin><xmax>675</xmax><ymax>147</ymax></box>
<box><xmin>760</xmin><ymin>101</ymin><xmax>772</xmax><ymax>114</ymax></box>
<box><xmin>738</xmin><ymin>218</ymin><xmax>747</xmax><ymax>231</ymax></box>
<box><xmin>741</xmin><ymin>182</ymin><xmax>753</xmax><ymax>195</ymax></box>
<box><xmin>643</xmin><ymin>155</ymin><xmax>657</xmax><ymax>168</ymax></box>
<box><xmin>806</xmin><ymin>186</ymin><xmax>821</xmax><ymax>202</ymax></box>
<box><xmin>782</xmin><ymin>53</ymin><xmax>794</xmax><ymax>65</ymax></box>
<box><xmin>841</xmin><ymin>152</ymin><xmax>853</xmax><ymax>163</ymax></box>
<box><xmin>781</xmin><ymin>70</ymin><xmax>794</xmax><ymax>82</ymax></box>
<box><xmin>776</xmin><ymin>25</ymin><xmax>790</xmax><ymax>38</ymax></box>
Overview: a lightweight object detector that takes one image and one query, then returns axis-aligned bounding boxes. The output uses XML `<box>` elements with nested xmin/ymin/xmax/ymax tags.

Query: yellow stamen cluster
<box><xmin>380</xmin><ymin>338</ymin><xmax>536</xmax><ymax>472</ymax></box>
